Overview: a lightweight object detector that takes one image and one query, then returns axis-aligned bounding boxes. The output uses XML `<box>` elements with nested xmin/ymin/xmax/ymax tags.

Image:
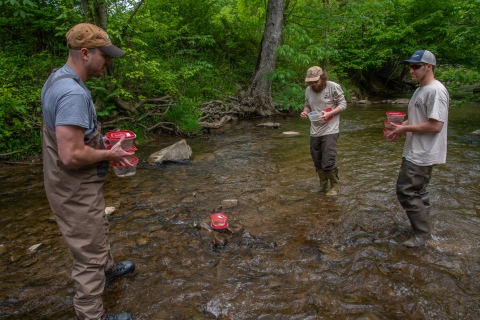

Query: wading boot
<box><xmin>104</xmin><ymin>312</ymin><xmax>133</xmax><ymax>320</ymax></box>
<box><xmin>325</xmin><ymin>168</ymin><xmax>339</xmax><ymax>196</ymax></box>
<box><xmin>105</xmin><ymin>260</ymin><xmax>135</xmax><ymax>287</ymax></box>
<box><xmin>310</xmin><ymin>169</ymin><xmax>329</xmax><ymax>193</ymax></box>
<box><xmin>402</xmin><ymin>210</ymin><xmax>431</xmax><ymax>248</ymax></box>
<box><xmin>402</xmin><ymin>233</ymin><xmax>431</xmax><ymax>248</ymax></box>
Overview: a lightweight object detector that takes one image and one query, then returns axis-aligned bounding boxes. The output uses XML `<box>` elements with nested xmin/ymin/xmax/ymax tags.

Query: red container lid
<box><xmin>110</xmin><ymin>156</ymin><xmax>139</xmax><ymax>167</ymax></box>
<box><xmin>210</xmin><ymin>213</ymin><xmax>227</xmax><ymax>222</ymax></box>
<box><xmin>106</xmin><ymin>144</ymin><xmax>137</xmax><ymax>153</ymax></box>
<box><xmin>106</xmin><ymin>130</ymin><xmax>136</xmax><ymax>140</ymax></box>
<box><xmin>386</xmin><ymin>111</ymin><xmax>406</xmax><ymax>116</ymax></box>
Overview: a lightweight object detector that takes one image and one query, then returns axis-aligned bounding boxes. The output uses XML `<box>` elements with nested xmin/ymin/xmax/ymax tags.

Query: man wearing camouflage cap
<box><xmin>41</xmin><ymin>23</ymin><xmax>135</xmax><ymax>320</ymax></box>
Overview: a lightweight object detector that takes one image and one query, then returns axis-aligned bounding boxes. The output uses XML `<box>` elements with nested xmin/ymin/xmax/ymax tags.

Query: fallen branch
<box><xmin>140</xmin><ymin>122</ymin><xmax>177</xmax><ymax>132</ymax></box>
<box><xmin>199</xmin><ymin>115</ymin><xmax>231</xmax><ymax>129</ymax></box>
<box><xmin>0</xmin><ymin>145</ymin><xmax>33</xmax><ymax>157</ymax></box>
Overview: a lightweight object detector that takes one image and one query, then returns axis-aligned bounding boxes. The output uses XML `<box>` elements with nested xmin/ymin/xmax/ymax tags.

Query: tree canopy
<box><xmin>1</xmin><ymin>0</ymin><xmax>480</xmax><ymax>160</ymax></box>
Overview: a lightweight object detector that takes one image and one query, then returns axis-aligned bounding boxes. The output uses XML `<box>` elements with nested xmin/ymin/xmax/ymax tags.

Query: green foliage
<box><xmin>2</xmin><ymin>0</ymin><xmax>480</xmax><ymax>160</ymax></box>
<box><xmin>165</xmin><ymin>97</ymin><xmax>203</xmax><ymax>134</ymax></box>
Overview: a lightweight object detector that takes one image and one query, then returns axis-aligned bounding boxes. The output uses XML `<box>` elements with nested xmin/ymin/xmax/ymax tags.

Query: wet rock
<box><xmin>282</xmin><ymin>131</ymin><xmax>300</xmax><ymax>136</ymax></box>
<box><xmin>221</xmin><ymin>199</ymin><xmax>238</xmax><ymax>209</ymax></box>
<box><xmin>21</xmin><ymin>258</ymin><xmax>38</xmax><ymax>268</ymax></box>
<box><xmin>105</xmin><ymin>206</ymin><xmax>115</xmax><ymax>216</ymax></box>
<box><xmin>28</xmin><ymin>243</ymin><xmax>42</xmax><ymax>252</ymax></box>
<box><xmin>148</xmin><ymin>139</ymin><xmax>192</xmax><ymax>164</ymax></box>
<box><xmin>256</xmin><ymin>122</ymin><xmax>281</xmax><ymax>129</ymax></box>
<box><xmin>136</xmin><ymin>237</ymin><xmax>149</xmax><ymax>246</ymax></box>
<box><xmin>392</xmin><ymin>98</ymin><xmax>410</xmax><ymax>104</ymax></box>
<box><xmin>195</xmin><ymin>221</ymin><xmax>212</xmax><ymax>232</ymax></box>
<box><xmin>357</xmin><ymin>100</ymin><xmax>372</xmax><ymax>104</ymax></box>
<box><xmin>212</xmin><ymin>232</ymin><xmax>228</xmax><ymax>247</ymax></box>
<box><xmin>465</xmin><ymin>129</ymin><xmax>480</xmax><ymax>139</ymax></box>
<box><xmin>195</xmin><ymin>221</ymin><xmax>229</xmax><ymax>246</ymax></box>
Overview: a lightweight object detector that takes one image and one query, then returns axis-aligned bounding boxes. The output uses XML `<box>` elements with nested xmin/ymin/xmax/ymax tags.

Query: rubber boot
<box><xmin>325</xmin><ymin>168</ymin><xmax>339</xmax><ymax>196</ymax></box>
<box><xmin>104</xmin><ymin>312</ymin><xmax>133</xmax><ymax>320</ymax></box>
<box><xmin>105</xmin><ymin>260</ymin><xmax>135</xmax><ymax>287</ymax></box>
<box><xmin>402</xmin><ymin>210</ymin><xmax>431</xmax><ymax>248</ymax></box>
<box><xmin>312</xmin><ymin>169</ymin><xmax>329</xmax><ymax>193</ymax></box>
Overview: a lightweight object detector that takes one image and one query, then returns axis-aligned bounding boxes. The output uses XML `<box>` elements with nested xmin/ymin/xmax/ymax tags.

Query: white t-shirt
<box><xmin>403</xmin><ymin>80</ymin><xmax>449</xmax><ymax>166</ymax></box>
<box><xmin>305</xmin><ymin>81</ymin><xmax>347</xmax><ymax>137</ymax></box>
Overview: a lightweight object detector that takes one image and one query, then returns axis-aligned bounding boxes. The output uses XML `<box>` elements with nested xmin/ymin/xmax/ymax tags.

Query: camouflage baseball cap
<box><xmin>305</xmin><ymin>66</ymin><xmax>323</xmax><ymax>82</ymax></box>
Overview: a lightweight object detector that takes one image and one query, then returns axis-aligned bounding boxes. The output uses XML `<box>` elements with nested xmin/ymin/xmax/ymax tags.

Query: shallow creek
<box><xmin>0</xmin><ymin>101</ymin><xmax>479</xmax><ymax>319</ymax></box>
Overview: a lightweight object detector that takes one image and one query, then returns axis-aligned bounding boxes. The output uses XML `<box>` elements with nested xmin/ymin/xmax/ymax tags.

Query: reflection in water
<box><xmin>0</xmin><ymin>102</ymin><xmax>479</xmax><ymax>319</ymax></box>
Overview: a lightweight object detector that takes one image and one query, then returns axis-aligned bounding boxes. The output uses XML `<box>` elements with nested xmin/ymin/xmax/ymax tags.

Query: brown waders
<box><xmin>43</xmin><ymin>122</ymin><xmax>115</xmax><ymax>320</ymax></box>
<box><xmin>396</xmin><ymin>158</ymin><xmax>433</xmax><ymax>246</ymax></box>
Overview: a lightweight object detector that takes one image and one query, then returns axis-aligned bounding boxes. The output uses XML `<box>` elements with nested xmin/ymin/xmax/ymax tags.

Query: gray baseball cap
<box><xmin>402</xmin><ymin>50</ymin><xmax>436</xmax><ymax>65</ymax></box>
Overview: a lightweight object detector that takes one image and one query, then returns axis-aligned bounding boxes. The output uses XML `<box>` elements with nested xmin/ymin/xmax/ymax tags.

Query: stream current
<box><xmin>0</xmin><ymin>100</ymin><xmax>479</xmax><ymax>319</ymax></box>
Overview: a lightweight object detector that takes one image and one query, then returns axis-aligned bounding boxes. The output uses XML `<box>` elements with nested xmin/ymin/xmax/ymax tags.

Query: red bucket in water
<box><xmin>210</xmin><ymin>213</ymin><xmax>228</xmax><ymax>230</ymax></box>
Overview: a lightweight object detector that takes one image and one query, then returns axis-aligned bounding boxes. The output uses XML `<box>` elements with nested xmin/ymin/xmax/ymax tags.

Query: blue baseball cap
<box><xmin>401</xmin><ymin>50</ymin><xmax>436</xmax><ymax>65</ymax></box>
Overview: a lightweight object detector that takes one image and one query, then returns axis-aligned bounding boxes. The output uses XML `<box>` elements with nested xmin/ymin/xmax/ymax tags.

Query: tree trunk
<box><xmin>246</xmin><ymin>0</ymin><xmax>284</xmax><ymax>116</ymax></box>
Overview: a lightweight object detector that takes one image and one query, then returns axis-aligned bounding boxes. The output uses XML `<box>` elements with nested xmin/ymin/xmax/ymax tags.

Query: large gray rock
<box><xmin>466</xmin><ymin>129</ymin><xmax>480</xmax><ymax>139</ymax></box>
<box><xmin>148</xmin><ymin>139</ymin><xmax>192</xmax><ymax>164</ymax></box>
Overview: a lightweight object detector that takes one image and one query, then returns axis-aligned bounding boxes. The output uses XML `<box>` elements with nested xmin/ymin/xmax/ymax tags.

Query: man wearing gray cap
<box><xmin>300</xmin><ymin>66</ymin><xmax>347</xmax><ymax>196</ymax></box>
<box><xmin>41</xmin><ymin>23</ymin><xmax>135</xmax><ymax>319</ymax></box>
<box><xmin>389</xmin><ymin>50</ymin><xmax>449</xmax><ymax>248</ymax></box>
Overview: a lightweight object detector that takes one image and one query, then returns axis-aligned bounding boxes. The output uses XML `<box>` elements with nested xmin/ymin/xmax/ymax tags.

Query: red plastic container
<box><xmin>322</xmin><ymin>107</ymin><xmax>334</xmax><ymax>122</ymax></box>
<box><xmin>386</xmin><ymin>112</ymin><xmax>406</xmax><ymax>123</ymax></box>
<box><xmin>106</xmin><ymin>130</ymin><xmax>136</xmax><ymax>149</ymax></box>
<box><xmin>106</xmin><ymin>144</ymin><xmax>137</xmax><ymax>161</ymax></box>
<box><xmin>210</xmin><ymin>213</ymin><xmax>228</xmax><ymax>230</ymax></box>
<box><xmin>384</xmin><ymin>120</ymin><xmax>402</xmax><ymax>131</ymax></box>
<box><xmin>383</xmin><ymin>129</ymin><xmax>395</xmax><ymax>142</ymax></box>
<box><xmin>110</xmin><ymin>156</ymin><xmax>139</xmax><ymax>177</ymax></box>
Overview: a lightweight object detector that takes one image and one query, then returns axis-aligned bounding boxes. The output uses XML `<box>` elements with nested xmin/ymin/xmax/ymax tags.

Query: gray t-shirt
<box><xmin>403</xmin><ymin>80</ymin><xmax>449</xmax><ymax>166</ymax></box>
<box><xmin>41</xmin><ymin>64</ymin><xmax>97</xmax><ymax>141</ymax></box>
<box><xmin>305</xmin><ymin>81</ymin><xmax>347</xmax><ymax>137</ymax></box>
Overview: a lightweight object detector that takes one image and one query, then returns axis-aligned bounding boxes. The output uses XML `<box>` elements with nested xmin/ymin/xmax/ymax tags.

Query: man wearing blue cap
<box><xmin>389</xmin><ymin>50</ymin><xmax>449</xmax><ymax>248</ymax></box>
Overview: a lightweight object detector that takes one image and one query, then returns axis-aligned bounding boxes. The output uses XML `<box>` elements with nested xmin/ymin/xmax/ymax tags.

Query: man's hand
<box><xmin>109</xmin><ymin>136</ymin><xmax>134</xmax><ymax>167</ymax></box>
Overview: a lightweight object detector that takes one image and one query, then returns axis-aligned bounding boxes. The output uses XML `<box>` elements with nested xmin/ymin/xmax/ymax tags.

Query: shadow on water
<box><xmin>0</xmin><ymin>100</ymin><xmax>479</xmax><ymax>319</ymax></box>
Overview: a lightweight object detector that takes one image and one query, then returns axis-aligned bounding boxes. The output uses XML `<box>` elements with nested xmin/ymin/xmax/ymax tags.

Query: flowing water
<box><xmin>1</xmin><ymin>100</ymin><xmax>479</xmax><ymax>319</ymax></box>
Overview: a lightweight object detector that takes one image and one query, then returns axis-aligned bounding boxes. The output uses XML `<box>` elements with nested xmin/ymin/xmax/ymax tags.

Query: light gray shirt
<box><xmin>403</xmin><ymin>80</ymin><xmax>449</xmax><ymax>166</ymax></box>
<box><xmin>41</xmin><ymin>64</ymin><xmax>97</xmax><ymax>141</ymax></box>
<box><xmin>305</xmin><ymin>81</ymin><xmax>347</xmax><ymax>137</ymax></box>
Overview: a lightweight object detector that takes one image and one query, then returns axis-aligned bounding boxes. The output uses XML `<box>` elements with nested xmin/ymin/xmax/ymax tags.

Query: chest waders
<box><xmin>42</xmin><ymin>70</ymin><xmax>115</xmax><ymax>320</ymax></box>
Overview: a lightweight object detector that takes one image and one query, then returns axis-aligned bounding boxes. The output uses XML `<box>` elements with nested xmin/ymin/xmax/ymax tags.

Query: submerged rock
<box><xmin>392</xmin><ymin>98</ymin><xmax>410</xmax><ymax>104</ymax></box>
<box><xmin>221</xmin><ymin>199</ymin><xmax>238</xmax><ymax>209</ymax></box>
<box><xmin>28</xmin><ymin>243</ymin><xmax>42</xmax><ymax>252</ymax></box>
<box><xmin>466</xmin><ymin>129</ymin><xmax>480</xmax><ymax>139</ymax></box>
<box><xmin>105</xmin><ymin>206</ymin><xmax>115</xmax><ymax>216</ymax></box>
<box><xmin>257</xmin><ymin>122</ymin><xmax>280</xmax><ymax>129</ymax></box>
<box><xmin>148</xmin><ymin>139</ymin><xmax>192</xmax><ymax>164</ymax></box>
<box><xmin>282</xmin><ymin>131</ymin><xmax>300</xmax><ymax>136</ymax></box>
